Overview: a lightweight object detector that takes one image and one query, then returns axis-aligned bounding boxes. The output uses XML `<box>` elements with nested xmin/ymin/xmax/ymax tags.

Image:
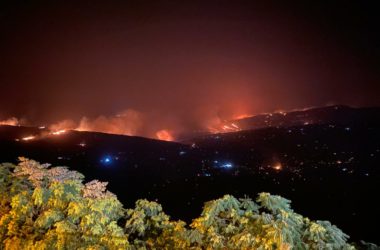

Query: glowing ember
<box><xmin>156</xmin><ymin>129</ymin><xmax>174</xmax><ymax>141</ymax></box>
<box><xmin>231</xmin><ymin>123</ymin><xmax>240</xmax><ymax>129</ymax></box>
<box><xmin>22</xmin><ymin>136</ymin><xmax>35</xmax><ymax>141</ymax></box>
<box><xmin>223</xmin><ymin>125</ymin><xmax>232</xmax><ymax>130</ymax></box>
<box><xmin>51</xmin><ymin>129</ymin><xmax>67</xmax><ymax>135</ymax></box>
<box><xmin>233</xmin><ymin>114</ymin><xmax>253</xmax><ymax>120</ymax></box>
<box><xmin>207</xmin><ymin>127</ymin><xmax>220</xmax><ymax>134</ymax></box>
<box><xmin>209</xmin><ymin>122</ymin><xmax>241</xmax><ymax>134</ymax></box>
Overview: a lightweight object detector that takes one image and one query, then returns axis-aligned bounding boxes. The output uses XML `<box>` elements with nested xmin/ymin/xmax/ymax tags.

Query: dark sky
<box><xmin>0</xmin><ymin>1</ymin><xmax>379</xmax><ymax>134</ymax></box>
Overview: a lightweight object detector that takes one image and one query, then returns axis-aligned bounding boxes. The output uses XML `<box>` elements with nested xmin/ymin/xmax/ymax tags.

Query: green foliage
<box><xmin>0</xmin><ymin>158</ymin><xmax>360</xmax><ymax>249</ymax></box>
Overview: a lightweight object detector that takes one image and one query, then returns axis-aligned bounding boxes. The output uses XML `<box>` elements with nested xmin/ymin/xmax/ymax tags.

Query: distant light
<box><xmin>101</xmin><ymin>156</ymin><xmax>113</xmax><ymax>165</ymax></box>
<box><xmin>78</xmin><ymin>142</ymin><xmax>86</xmax><ymax>147</ymax></box>
<box><xmin>179</xmin><ymin>151</ymin><xmax>186</xmax><ymax>155</ymax></box>
<box><xmin>273</xmin><ymin>163</ymin><xmax>282</xmax><ymax>171</ymax></box>
<box><xmin>221</xmin><ymin>162</ymin><xmax>233</xmax><ymax>169</ymax></box>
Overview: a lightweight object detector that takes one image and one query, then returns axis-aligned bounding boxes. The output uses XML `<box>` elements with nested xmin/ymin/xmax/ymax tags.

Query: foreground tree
<box><xmin>0</xmin><ymin>158</ymin><xmax>364</xmax><ymax>249</ymax></box>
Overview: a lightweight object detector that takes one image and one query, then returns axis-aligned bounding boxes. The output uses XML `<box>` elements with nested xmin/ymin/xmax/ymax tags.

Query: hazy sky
<box><xmin>1</xmin><ymin>1</ymin><xmax>379</xmax><ymax>133</ymax></box>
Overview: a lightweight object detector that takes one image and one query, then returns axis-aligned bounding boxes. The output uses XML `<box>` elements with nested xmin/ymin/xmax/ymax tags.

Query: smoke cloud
<box><xmin>76</xmin><ymin>109</ymin><xmax>144</xmax><ymax>136</ymax></box>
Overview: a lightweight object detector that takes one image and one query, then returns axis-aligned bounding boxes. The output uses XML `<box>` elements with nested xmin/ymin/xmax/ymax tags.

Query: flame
<box><xmin>17</xmin><ymin>129</ymin><xmax>67</xmax><ymax>142</ymax></box>
<box><xmin>233</xmin><ymin>113</ymin><xmax>253</xmax><ymax>120</ymax></box>
<box><xmin>22</xmin><ymin>135</ymin><xmax>35</xmax><ymax>141</ymax></box>
<box><xmin>207</xmin><ymin>126</ymin><xmax>220</xmax><ymax>134</ymax></box>
<box><xmin>156</xmin><ymin>129</ymin><xmax>174</xmax><ymax>141</ymax></box>
<box><xmin>0</xmin><ymin>117</ymin><xmax>19</xmax><ymax>126</ymax></box>
<box><xmin>231</xmin><ymin>123</ymin><xmax>239</xmax><ymax>129</ymax></box>
<box><xmin>51</xmin><ymin>129</ymin><xmax>66</xmax><ymax>135</ymax></box>
<box><xmin>208</xmin><ymin>121</ymin><xmax>241</xmax><ymax>134</ymax></box>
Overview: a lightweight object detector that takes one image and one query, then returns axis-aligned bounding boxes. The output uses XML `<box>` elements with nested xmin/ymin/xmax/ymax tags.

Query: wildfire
<box><xmin>233</xmin><ymin>113</ymin><xmax>253</xmax><ymax>120</ymax></box>
<box><xmin>156</xmin><ymin>129</ymin><xmax>174</xmax><ymax>141</ymax></box>
<box><xmin>208</xmin><ymin>122</ymin><xmax>241</xmax><ymax>134</ymax></box>
<box><xmin>207</xmin><ymin>127</ymin><xmax>220</xmax><ymax>134</ymax></box>
<box><xmin>0</xmin><ymin>117</ymin><xmax>19</xmax><ymax>126</ymax></box>
<box><xmin>231</xmin><ymin>123</ymin><xmax>239</xmax><ymax>129</ymax></box>
<box><xmin>51</xmin><ymin>129</ymin><xmax>67</xmax><ymax>135</ymax></box>
<box><xmin>22</xmin><ymin>136</ymin><xmax>35</xmax><ymax>141</ymax></box>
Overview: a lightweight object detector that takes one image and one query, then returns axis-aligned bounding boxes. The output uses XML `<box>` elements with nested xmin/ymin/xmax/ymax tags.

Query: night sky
<box><xmin>1</xmin><ymin>1</ymin><xmax>379</xmax><ymax>137</ymax></box>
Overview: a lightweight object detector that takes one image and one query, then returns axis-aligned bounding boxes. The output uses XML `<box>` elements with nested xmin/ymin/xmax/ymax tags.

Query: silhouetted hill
<box><xmin>178</xmin><ymin>106</ymin><xmax>380</xmax><ymax>141</ymax></box>
<box><xmin>232</xmin><ymin>105</ymin><xmax>380</xmax><ymax>131</ymax></box>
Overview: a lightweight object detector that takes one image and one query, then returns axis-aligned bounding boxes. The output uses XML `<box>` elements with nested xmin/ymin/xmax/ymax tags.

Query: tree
<box><xmin>0</xmin><ymin>158</ymin><xmax>363</xmax><ymax>249</ymax></box>
<box><xmin>0</xmin><ymin>158</ymin><xmax>128</xmax><ymax>249</ymax></box>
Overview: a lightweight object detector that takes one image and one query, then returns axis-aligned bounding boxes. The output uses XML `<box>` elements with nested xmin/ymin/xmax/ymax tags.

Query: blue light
<box><xmin>222</xmin><ymin>163</ymin><xmax>233</xmax><ymax>168</ymax></box>
<box><xmin>101</xmin><ymin>156</ymin><xmax>113</xmax><ymax>165</ymax></box>
<box><xmin>213</xmin><ymin>160</ymin><xmax>234</xmax><ymax>169</ymax></box>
